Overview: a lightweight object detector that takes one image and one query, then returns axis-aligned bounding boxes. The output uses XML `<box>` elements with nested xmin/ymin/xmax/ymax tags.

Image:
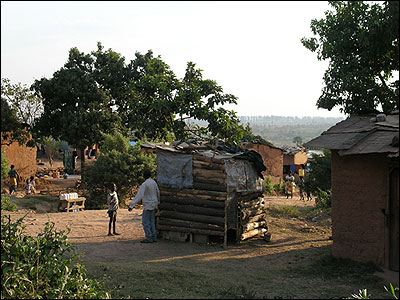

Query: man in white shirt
<box><xmin>128</xmin><ymin>169</ymin><xmax>160</xmax><ymax>243</ymax></box>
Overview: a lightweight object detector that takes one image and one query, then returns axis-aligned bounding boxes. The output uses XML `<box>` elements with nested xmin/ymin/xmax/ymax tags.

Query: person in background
<box><xmin>285</xmin><ymin>171</ymin><xmax>295</xmax><ymax>199</ymax></box>
<box><xmin>128</xmin><ymin>169</ymin><xmax>160</xmax><ymax>243</ymax></box>
<box><xmin>8</xmin><ymin>165</ymin><xmax>20</xmax><ymax>195</ymax></box>
<box><xmin>23</xmin><ymin>178</ymin><xmax>32</xmax><ymax>195</ymax></box>
<box><xmin>29</xmin><ymin>176</ymin><xmax>36</xmax><ymax>194</ymax></box>
<box><xmin>107</xmin><ymin>183</ymin><xmax>120</xmax><ymax>236</ymax></box>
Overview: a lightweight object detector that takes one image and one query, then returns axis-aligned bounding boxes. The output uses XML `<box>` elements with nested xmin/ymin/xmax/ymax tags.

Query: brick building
<box><xmin>304</xmin><ymin>112</ymin><xmax>399</xmax><ymax>271</ymax></box>
<box><xmin>282</xmin><ymin>147</ymin><xmax>308</xmax><ymax>175</ymax></box>
<box><xmin>241</xmin><ymin>142</ymin><xmax>283</xmax><ymax>183</ymax></box>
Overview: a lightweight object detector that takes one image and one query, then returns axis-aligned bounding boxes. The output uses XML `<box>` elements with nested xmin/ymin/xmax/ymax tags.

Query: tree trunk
<box><xmin>242</xmin><ymin>220</ymin><xmax>267</xmax><ymax>232</ymax></box>
<box><xmin>240</xmin><ymin>213</ymin><xmax>265</xmax><ymax>225</ymax></box>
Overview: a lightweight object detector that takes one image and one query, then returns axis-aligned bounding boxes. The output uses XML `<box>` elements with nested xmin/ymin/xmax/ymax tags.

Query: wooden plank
<box><xmin>157</xmin><ymin>224</ymin><xmax>225</xmax><ymax>237</ymax></box>
<box><xmin>160</xmin><ymin>190</ymin><xmax>226</xmax><ymax>201</ymax></box>
<box><xmin>238</xmin><ymin>192</ymin><xmax>264</xmax><ymax>203</ymax></box>
<box><xmin>160</xmin><ymin>195</ymin><xmax>225</xmax><ymax>208</ymax></box>
<box><xmin>159</xmin><ymin>202</ymin><xmax>225</xmax><ymax>217</ymax></box>
<box><xmin>158</xmin><ymin>217</ymin><xmax>224</xmax><ymax>231</ymax></box>
<box><xmin>158</xmin><ymin>210</ymin><xmax>225</xmax><ymax>226</ymax></box>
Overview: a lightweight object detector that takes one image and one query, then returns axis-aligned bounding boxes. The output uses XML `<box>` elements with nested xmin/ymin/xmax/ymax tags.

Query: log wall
<box><xmin>156</xmin><ymin>153</ymin><xmax>268</xmax><ymax>245</ymax></box>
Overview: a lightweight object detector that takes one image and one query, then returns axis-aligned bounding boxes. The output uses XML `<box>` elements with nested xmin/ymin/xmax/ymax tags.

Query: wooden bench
<box><xmin>58</xmin><ymin>197</ymin><xmax>86</xmax><ymax>212</ymax></box>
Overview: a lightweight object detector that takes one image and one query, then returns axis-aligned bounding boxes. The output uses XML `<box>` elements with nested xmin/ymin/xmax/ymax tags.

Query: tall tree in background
<box><xmin>32</xmin><ymin>47</ymin><xmax>122</xmax><ymax>170</ymax></box>
<box><xmin>1</xmin><ymin>78</ymin><xmax>38</xmax><ymax>146</ymax></box>
<box><xmin>302</xmin><ymin>1</ymin><xmax>399</xmax><ymax>115</ymax></box>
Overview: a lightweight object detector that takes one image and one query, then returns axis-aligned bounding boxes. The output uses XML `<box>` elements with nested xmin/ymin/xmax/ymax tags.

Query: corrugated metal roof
<box><xmin>304</xmin><ymin>113</ymin><xmax>399</xmax><ymax>157</ymax></box>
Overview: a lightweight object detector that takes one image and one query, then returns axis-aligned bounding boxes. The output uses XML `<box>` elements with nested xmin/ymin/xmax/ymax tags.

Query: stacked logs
<box><xmin>157</xmin><ymin>154</ymin><xmax>227</xmax><ymax>238</ymax></box>
<box><xmin>238</xmin><ymin>191</ymin><xmax>268</xmax><ymax>240</ymax></box>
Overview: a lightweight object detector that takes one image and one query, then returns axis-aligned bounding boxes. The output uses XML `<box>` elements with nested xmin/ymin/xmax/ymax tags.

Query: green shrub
<box><xmin>273</xmin><ymin>181</ymin><xmax>285</xmax><ymax>195</ymax></box>
<box><xmin>264</xmin><ymin>176</ymin><xmax>274</xmax><ymax>196</ymax></box>
<box><xmin>1</xmin><ymin>194</ymin><xmax>17</xmax><ymax>212</ymax></box>
<box><xmin>314</xmin><ymin>188</ymin><xmax>331</xmax><ymax>209</ymax></box>
<box><xmin>1</xmin><ymin>215</ymin><xmax>111</xmax><ymax>299</ymax></box>
<box><xmin>1</xmin><ymin>149</ymin><xmax>10</xmax><ymax>179</ymax></box>
<box><xmin>83</xmin><ymin>132</ymin><xmax>156</xmax><ymax>208</ymax></box>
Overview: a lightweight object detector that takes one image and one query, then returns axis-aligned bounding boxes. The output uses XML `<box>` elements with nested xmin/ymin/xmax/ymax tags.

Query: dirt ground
<box><xmin>3</xmin><ymin>158</ymin><xmax>398</xmax><ymax>298</ymax></box>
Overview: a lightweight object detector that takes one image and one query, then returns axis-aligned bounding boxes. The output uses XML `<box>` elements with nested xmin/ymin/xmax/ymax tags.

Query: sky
<box><xmin>1</xmin><ymin>1</ymin><xmax>346</xmax><ymax>118</ymax></box>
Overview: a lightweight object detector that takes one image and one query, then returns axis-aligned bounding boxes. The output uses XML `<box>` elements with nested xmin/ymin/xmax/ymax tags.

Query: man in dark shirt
<box><xmin>8</xmin><ymin>165</ymin><xmax>20</xmax><ymax>195</ymax></box>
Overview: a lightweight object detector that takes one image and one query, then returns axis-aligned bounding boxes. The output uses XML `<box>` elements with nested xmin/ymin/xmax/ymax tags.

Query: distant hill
<box><xmin>239</xmin><ymin>115</ymin><xmax>345</xmax><ymax>147</ymax></box>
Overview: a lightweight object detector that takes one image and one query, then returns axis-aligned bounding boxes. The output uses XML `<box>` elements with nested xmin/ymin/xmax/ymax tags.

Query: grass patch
<box><xmin>11</xmin><ymin>195</ymin><xmax>58</xmax><ymax>210</ymax></box>
<box><xmin>267</xmin><ymin>205</ymin><xmax>303</xmax><ymax>218</ymax></box>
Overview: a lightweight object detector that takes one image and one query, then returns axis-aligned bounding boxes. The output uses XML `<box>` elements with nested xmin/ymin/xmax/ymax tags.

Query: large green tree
<box><xmin>1</xmin><ymin>78</ymin><xmax>39</xmax><ymax>146</ymax></box>
<box><xmin>302</xmin><ymin>1</ymin><xmax>399</xmax><ymax>115</ymax></box>
<box><xmin>32</xmin><ymin>47</ymin><xmax>122</xmax><ymax>170</ymax></box>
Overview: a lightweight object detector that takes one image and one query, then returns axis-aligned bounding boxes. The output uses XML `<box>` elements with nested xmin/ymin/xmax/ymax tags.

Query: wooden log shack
<box><xmin>144</xmin><ymin>141</ymin><xmax>269</xmax><ymax>247</ymax></box>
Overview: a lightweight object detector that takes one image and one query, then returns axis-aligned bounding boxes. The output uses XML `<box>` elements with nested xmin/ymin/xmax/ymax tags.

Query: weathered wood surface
<box><xmin>240</xmin><ymin>213</ymin><xmax>265</xmax><ymax>225</ymax></box>
<box><xmin>242</xmin><ymin>220</ymin><xmax>267</xmax><ymax>232</ymax></box>
<box><xmin>192</xmin><ymin>168</ymin><xmax>227</xmax><ymax>179</ymax></box>
<box><xmin>157</xmin><ymin>224</ymin><xmax>225</xmax><ymax>237</ymax></box>
<box><xmin>193</xmin><ymin>177</ymin><xmax>226</xmax><ymax>186</ymax></box>
<box><xmin>240</xmin><ymin>207</ymin><xmax>265</xmax><ymax>219</ymax></box>
<box><xmin>238</xmin><ymin>192</ymin><xmax>264</xmax><ymax>203</ymax></box>
<box><xmin>240</xmin><ymin>227</ymin><xmax>267</xmax><ymax>240</ymax></box>
<box><xmin>193</xmin><ymin>160</ymin><xmax>225</xmax><ymax>171</ymax></box>
<box><xmin>158</xmin><ymin>217</ymin><xmax>224</xmax><ymax>232</ymax></box>
<box><xmin>161</xmin><ymin>191</ymin><xmax>226</xmax><ymax>202</ymax></box>
<box><xmin>159</xmin><ymin>202</ymin><xmax>225</xmax><ymax>217</ymax></box>
<box><xmin>161</xmin><ymin>188</ymin><xmax>227</xmax><ymax>199</ymax></box>
<box><xmin>239</xmin><ymin>199</ymin><xmax>264</xmax><ymax>209</ymax></box>
<box><xmin>158</xmin><ymin>210</ymin><xmax>225</xmax><ymax>226</ymax></box>
<box><xmin>192</xmin><ymin>154</ymin><xmax>225</xmax><ymax>164</ymax></box>
<box><xmin>193</xmin><ymin>182</ymin><xmax>227</xmax><ymax>192</ymax></box>
<box><xmin>160</xmin><ymin>195</ymin><xmax>225</xmax><ymax>208</ymax></box>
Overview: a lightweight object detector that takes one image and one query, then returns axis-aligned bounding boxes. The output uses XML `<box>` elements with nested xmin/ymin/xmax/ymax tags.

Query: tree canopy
<box><xmin>1</xmin><ymin>78</ymin><xmax>38</xmax><ymax>146</ymax></box>
<box><xmin>32</xmin><ymin>43</ymin><xmax>247</xmax><ymax>157</ymax></box>
<box><xmin>302</xmin><ymin>1</ymin><xmax>399</xmax><ymax>115</ymax></box>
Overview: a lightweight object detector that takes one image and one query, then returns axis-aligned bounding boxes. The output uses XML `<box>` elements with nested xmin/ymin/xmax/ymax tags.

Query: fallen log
<box><xmin>240</xmin><ymin>227</ymin><xmax>267</xmax><ymax>240</ymax></box>
<box><xmin>160</xmin><ymin>195</ymin><xmax>225</xmax><ymax>208</ymax></box>
<box><xmin>157</xmin><ymin>224</ymin><xmax>225</xmax><ymax>237</ymax></box>
<box><xmin>158</xmin><ymin>217</ymin><xmax>224</xmax><ymax>231</ymax></box>
<box><xmin>159</xmin><ymin>202</ymin><xmax>225</xmax><ymax>217</ymax></box>
<box><xmin>158</xmin><ymin>210</ymin><xmax>225</xmax><ymax>226</ymax></box>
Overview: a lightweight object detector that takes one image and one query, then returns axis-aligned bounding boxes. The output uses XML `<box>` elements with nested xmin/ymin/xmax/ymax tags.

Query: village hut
<box><xmin>304</xmin><ymin>112</ymin><xmax>399</xmax><ymax>271</ymax></box>
<box><xmin>282</xmin><ymin>147</ymin><xmax>308</xmax><ymax>175</ymax></box>
<box><xmin>141</xmin><ymin>141</ymin><xmax>269</xmax><ymax>247</ymax></box>
<box><xmin>241</xmin><ymin>142</ymin><xmax>284</xmax><ymax>184</ymax></box>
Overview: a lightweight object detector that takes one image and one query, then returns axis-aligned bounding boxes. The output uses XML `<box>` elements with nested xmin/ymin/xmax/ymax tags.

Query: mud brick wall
<box><xmin>1</xmin><ymin>138</ymin><xmax>37</xmax><ymax>183</ymax></box>
<box><xmin>241</xmin><ymin>143</ymin><xmax>283</xmax><ymax>183</ymax></box>
<box><xmin>331</xmin><ymin>151</ymin><xmax>388</xmax><ymax>266</ymax></box>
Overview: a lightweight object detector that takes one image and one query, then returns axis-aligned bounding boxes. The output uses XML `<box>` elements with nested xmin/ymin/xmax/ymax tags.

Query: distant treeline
<box><xmin>239</xmin><ymin>115</ymin><xmax>344</xmax><ymax>147</ymax></box>
<box><xmin>186</xmin><ymin>115</ymin><xmax>345</xmax><ymax>147</ymax></box>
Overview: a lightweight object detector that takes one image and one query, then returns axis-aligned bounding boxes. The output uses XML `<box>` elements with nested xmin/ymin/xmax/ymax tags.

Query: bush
<box><xmin>1</xmin><ymin>149</ymin><xmax>10</xmax><ymax>179</ymax></box>
<box><xmin>273</xmin><ymin>181</ymin><xmax>285</xmax><ymax>195</ymax></box>
<box><xmin>1</xmin><ymin>215</ymin><xmax>111</xmax><ymax>299</ymax></box>
<box><xmin>83</xmin><ymin>132</ymin><xmax>156</xmax><ymax>208</ymax></box>
<box><xmin>314</xmin><ymin>188</ymin><xmax>331</xmax><ymax>209</ymax></box>
<box><xmin>264</xmin><ymin>176</ymin><xmax>274</xmax><ymax>196</ymax></box>
<box><xmin>1</xmin><ymin>194</ymin><xmax>17</xmax><ymax>212</ymax></box>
